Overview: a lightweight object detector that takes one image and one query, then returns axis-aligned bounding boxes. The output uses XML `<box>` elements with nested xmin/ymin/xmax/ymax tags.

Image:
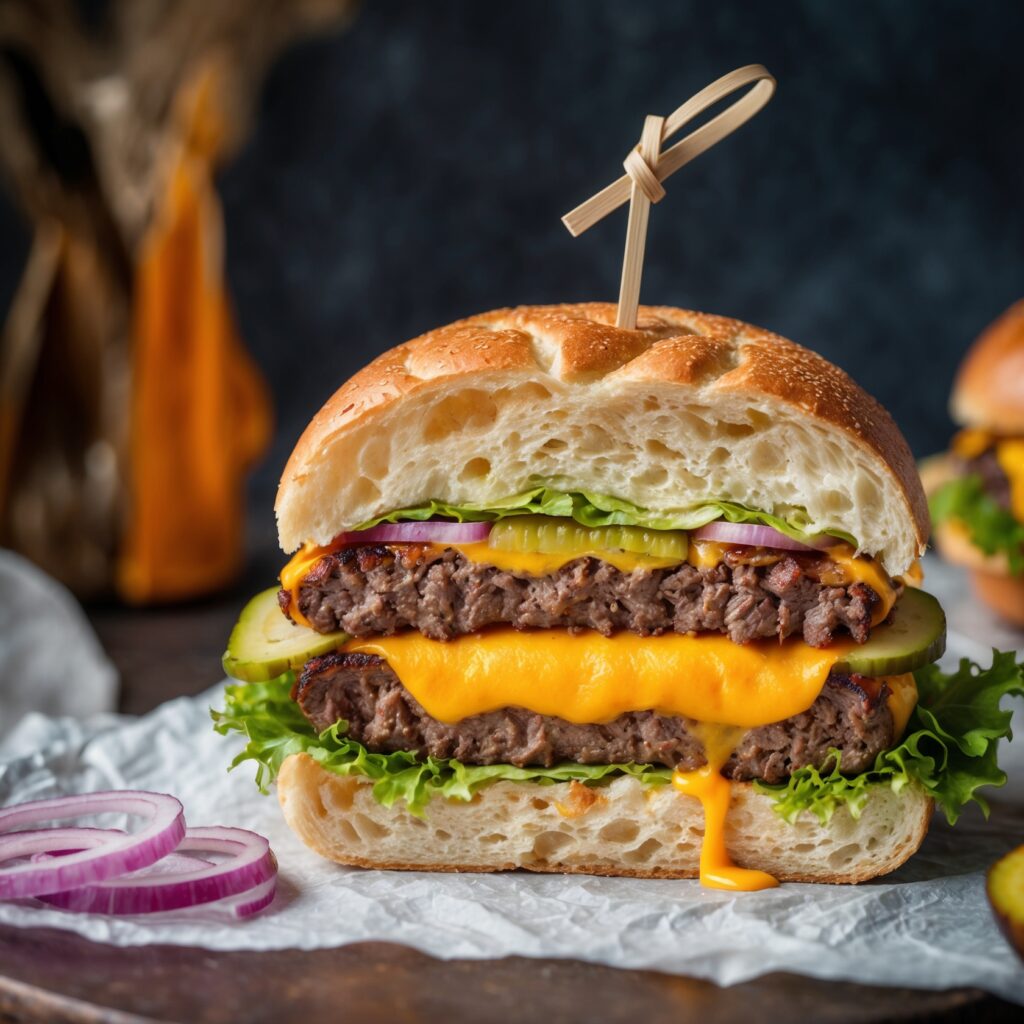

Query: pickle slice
<box><xmin>222</xmin><ymin>587</ymin><xmax>349</xmax><ymax>682</ymax></box>
<box><xmin>488</xmin><ymin>515</ymin><xmax>688</xmax><ymax>561</ymax></box>
<box><xmin>836</xmin><ymin>587</ymin><xmax>946</xmax><ymax>677</ymax></box>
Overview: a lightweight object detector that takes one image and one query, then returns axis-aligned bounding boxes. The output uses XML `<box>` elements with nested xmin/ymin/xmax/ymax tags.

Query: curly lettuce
<box><xmin>930</xmin><ymin>475</ymin><xmax>1024</xmax><ymax>574</ymax></box>
<box><xmin>213</xmin><ymin>652</ymin><xmax>1023</xmax><ymax>824</ymax></box>
<box><xmin>756</xmin><ymin>650</ymin><xmax>1024</xmax><ymax>825</ymax></box>
<box><xmin>211</xmin><ymin>676</ymin><xmax>670</xmax><ymax>817</ymax></box>
<box><xmin>357</xmin><ymin>487</ymin><xmax>854</xmax><ymax>546</ymax></box>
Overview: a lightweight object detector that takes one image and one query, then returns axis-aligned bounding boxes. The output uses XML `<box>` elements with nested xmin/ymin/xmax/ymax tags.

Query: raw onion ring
<box><xmin>0</xmin><ymin>792</ymin><xmax>185</xmax><ymax>899</ymax></box>
<box><xmin>36</xmin><ymin>826</ymin><xmax>276</xmax><ymax>915</ymax></box>
<box><xmin>333</xmin><ymin>520</ymin><xmax>492</xmax><ymax>545</ymax></box>
<box><xmin>692</xmin><ymin>521</ymin><xmax>836</xmax><ymax>552</ymax></box>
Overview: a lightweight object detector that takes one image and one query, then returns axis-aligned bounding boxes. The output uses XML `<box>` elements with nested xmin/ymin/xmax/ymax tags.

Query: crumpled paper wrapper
<box><xmin>0</xmin><ymin>550</ymin><xmax>117</xmax><ymax>742</ymax></box>
<box><xmin>0</xmin><ymin>555</ymin><xmax>1022</xmax><ymax>1003</ymax></box>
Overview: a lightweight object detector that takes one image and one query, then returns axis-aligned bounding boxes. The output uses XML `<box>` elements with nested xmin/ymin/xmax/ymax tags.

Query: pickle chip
<box><xmin>488</xmin><ymin>515</ymin><xmax>689</xmax><ymax>561</ymax></box>
<box><xmin>222</xmin><ymin>587</ymin><xmax>349</xmax><ymax>682</ymax></box>
<box><xmin>836</xmin><ymin>587</ymin><xmax>946</xmax><ymax>677</ymax></box>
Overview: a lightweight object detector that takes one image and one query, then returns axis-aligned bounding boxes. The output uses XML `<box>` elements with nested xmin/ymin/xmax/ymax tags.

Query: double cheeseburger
<box><xmin>927</xmin><ymin>301</ymin><xmax>1024</xmax><ymax>626</ymax></box>
<box><xmin>216</xmin><ymin>303</ymin><xmax>1018</xmax><ymax>889</ymax></box>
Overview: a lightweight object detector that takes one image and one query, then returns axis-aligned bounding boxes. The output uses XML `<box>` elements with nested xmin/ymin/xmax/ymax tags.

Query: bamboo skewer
<box><xmin>562</xmin><ymin>64</ymin><xmax>776</xmax><ymax>330</ymax></box>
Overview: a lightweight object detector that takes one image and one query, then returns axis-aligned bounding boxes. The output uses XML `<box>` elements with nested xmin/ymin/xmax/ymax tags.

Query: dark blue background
<box><xmin>3</xmin><ymin>0</ymin><xmax>1022</xmax><ymax>501</ymax></box>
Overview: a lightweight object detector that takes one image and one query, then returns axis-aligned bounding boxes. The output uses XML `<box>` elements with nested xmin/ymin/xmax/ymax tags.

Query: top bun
<box><xmin>951</xmin><ymin>300</ymin><xmax>1024</xmax><ymax>433</ymax></box>
<box><xmin>276</xmin><ymin>304</ymin><xmax>928</xmax><ymax>575</ymax></box>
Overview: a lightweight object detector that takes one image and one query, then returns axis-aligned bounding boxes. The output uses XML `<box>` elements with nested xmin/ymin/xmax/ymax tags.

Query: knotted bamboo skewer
<box><xmin>562</xmin><ymin>65</ymin><xmax>776</xmax><ymax>329</ymax></box>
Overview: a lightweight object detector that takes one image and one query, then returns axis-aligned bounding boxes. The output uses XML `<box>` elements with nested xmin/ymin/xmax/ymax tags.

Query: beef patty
<box><xmin>285</xmin><ymin>545</ymin><xmax>884</xmax><ymax>649</ymax></box>
<box><xmin>294</xmin><ymin>652</ymin><xmax>895</xmax><ymax>784</ymax></box>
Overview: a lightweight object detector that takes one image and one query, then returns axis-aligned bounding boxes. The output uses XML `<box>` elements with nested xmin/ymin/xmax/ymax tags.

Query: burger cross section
<box><xmin>215</xmin><ymin>303</ymin><xmax>1018</xmax><ymax>889</ymax></box>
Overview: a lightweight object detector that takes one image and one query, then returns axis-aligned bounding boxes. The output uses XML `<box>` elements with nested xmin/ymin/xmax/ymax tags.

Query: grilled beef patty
<box><xmin>294</xmin><ymin>652</ymin><xmax>894</xmax><ymax>783</ymax></box>
<box><xmin>285</xmin><ymin>545</ymin><xmax>883</xmax><ymax>649</ymax></box>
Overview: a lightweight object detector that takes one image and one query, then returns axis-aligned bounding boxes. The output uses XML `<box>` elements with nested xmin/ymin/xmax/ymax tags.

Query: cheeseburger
<box><xmin>928</xmin><ymin>300</ymin><xmax>1024</xmax><ymax>626</ymax></box>
<box><xmin>216</xmin><ymin>303</ymin><xmax>1020</xmax><ymax>889</ymax></box>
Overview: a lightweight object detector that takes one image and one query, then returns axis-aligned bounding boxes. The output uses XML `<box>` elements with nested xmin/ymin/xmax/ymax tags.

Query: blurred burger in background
<box><xmin>926</xmin><ymin>301</ymin><xmax>1024</xmax><ymax>626</ymax></box>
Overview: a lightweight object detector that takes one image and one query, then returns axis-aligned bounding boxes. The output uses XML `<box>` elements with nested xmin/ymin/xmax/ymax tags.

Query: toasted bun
<box><xmin>276</xmin><ymin>304</ymin><xmax>928</xmax><ymax>575</ymax></box>
<box><xmin>278</xmin><ymin>753</ymin><xmax>931</xmax><ymax>884</ymax></box>
<box><xmin>933</xmin><ymin>520</ymin><xmax>1012</xmax><ymax>575</ymax></box>
<box><xmin>932</xmin><ymin>522</ymin><xmax>1024</xmax><ymax>625</ymax></box>
<box><xmin>968</xmin><ymin>571</ymin><xmax>1024</xmax><ymax>627</ymax></box>
<box><xmin>952</xmin><ymin>300</ymin><xmax>1024</xmax><ymax>433</ymax></box>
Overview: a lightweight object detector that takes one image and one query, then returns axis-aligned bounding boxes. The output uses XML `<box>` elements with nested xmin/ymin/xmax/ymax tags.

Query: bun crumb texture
<box><xmin>279</xmin><ymin>753</ymin><xmax>931</xmax><ymax>884</ymax></box>
<box><xmin>276</xmin><ymin>304</ymin><xmax>927</xmax><ymax>575</ymax></box>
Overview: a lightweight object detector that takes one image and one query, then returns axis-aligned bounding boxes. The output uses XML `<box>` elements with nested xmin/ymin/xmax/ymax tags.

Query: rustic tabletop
<box><xmin>1</xmin><ymin>550</ymin><xmax>1020</xmax><ymax>1024</ymax></box>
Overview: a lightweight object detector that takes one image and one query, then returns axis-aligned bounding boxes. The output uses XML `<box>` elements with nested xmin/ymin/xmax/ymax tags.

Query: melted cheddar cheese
<box><xmin>279</xmin><ymin>545</ymin><xmax>325</xmax><ymax>629</ymax></box>
<box><xmin>827</xmin><ymin>546</ymin><xmax>899</xmax><ymax>626</ymax></box>
<box><xmin>672</xmin><ymin>723</ymin><xmax>779</xmax><ymax>891</ymax></box>
<box><xmin>952</xmin><ymin>427</ymin><xmax>995</xmax><ymax>459</ymax></box>
<box><xmin>996</xmin><ymin>439</ymin><xmax>1024</xmax><ymax>523</ymax></box>
<box><xmin>342</xmin><ymin>629</ymin><xmax>855</xmax><ymax>727</ymax></box>
<box><xmin>688</xmin><ymin>539</ymin><xmax>727</xmax><ymax>570</ymax></box>
<box><xmin>886</xmin><ymin>673</ymin><xmax>918</xmax><ymax>739</ymax></box>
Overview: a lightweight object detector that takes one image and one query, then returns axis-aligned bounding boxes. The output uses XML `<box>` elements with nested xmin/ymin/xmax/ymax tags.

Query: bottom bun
<box><xmin>278</xmin><ymin>753</ymin><xmax>931</xmax><ymax>884</ymax></box>
<box><xmin>969</xmin><ymin>570</ymin><xmax>1024</xmax><ymax>628</ymax></box>
<box><xmin>934</xmin><ymin>522</ymin><xmax>1024</xmax><ymax>626</ymax></box>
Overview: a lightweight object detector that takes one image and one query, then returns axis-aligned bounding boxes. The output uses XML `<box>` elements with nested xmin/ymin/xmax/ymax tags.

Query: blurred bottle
<box><xmin>117</xmin><ymin>58</ymin><xmax>271</xmax><ymax>603</ymax></box>
<box><xmin>0</xmin><ymin>0</ymin><xmax>354</xmax><ymax>603</ymax></box>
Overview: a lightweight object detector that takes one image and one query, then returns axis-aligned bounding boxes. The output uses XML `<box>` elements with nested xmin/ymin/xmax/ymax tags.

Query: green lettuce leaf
<box><xmin>211</xmin><ymin>676</ymin><xmax>670</xmax><ymax>817</ymax></box>
<box><xmin>929</xmin><ymin>475</ymin><xmax>1024</xmax><ymax>573</ymax></box>
<box><xmin>357</xmin><ymin>487</ymin><xmax>854</xmax><ymax>546</ymax></box>
<box><xmin>214</xmin><ymin>653</ymin><xmax>1022</xmax><ymax>825</ymax></box>
<box><xmin>755</xmin><ymin>650</ymin><xmax>1024</xmax><ymax>825</ymax></box>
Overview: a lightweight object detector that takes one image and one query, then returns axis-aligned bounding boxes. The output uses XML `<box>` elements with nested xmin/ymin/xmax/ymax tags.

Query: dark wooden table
<box><xmin>1</xmin><ymin>554</ymin><xmax>1019</xmax><ymax>1024</ymax></box>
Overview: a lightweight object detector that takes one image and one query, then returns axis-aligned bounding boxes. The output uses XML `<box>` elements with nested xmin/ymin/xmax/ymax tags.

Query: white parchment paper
<box><xmin>1</xmin><ymin>555</ymin><xmax>1022</xmax><ymax>1002</ymax></box>
<box><xmin>0</xmin><ymin>550</ymin><xmax>117</xmax><ymax>741</ymax></box>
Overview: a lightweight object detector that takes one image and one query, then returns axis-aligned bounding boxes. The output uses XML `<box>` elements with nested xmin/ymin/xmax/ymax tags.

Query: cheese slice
<box><xmin>688</xmin><ymin>539</ymin><xmax>727</xmax><ymax>570</ymax></box>
<box><xmin>278</xmin><ymin>545</ymin><xmax>324</xmax><ymax>629</ymax></box>
<box><xmin>342</xmin><ymin>629</ymin><xmax>855</xmax><ymax>728</ymax></box>
<box><xmin>996</xmin><ymin>439</ymin><xmax>1024</xmax><ymax>523</ymax></box>
<box><xmin>952</xmin><ymin>428</ymin><xmax>994</xmax><ymax>459</ymax></box>
<box><xmin>886</xmin><ymin>672</ymin><xmax>918</xmax><ymax>738</ymax></box>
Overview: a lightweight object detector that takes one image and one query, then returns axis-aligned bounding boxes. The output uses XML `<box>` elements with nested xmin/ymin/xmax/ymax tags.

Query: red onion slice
<box><xmin>218</xmin><ymin>873</ymin><xmax>278</xmax><ymax>919</ymax></box>
<box><xmin>692</xmin><ymin>521</ymin><xmax>835</xmax><ymax>552</ymax></box>
<box><xmin>21</xmin><ymin>830</ymin><xmax>213</xmax><ymax>874</ymax></box>
<box><xmin>0</xmin><ymin>792</ymin><xmax>185</xmax><ymax>899</ymax></box>
<box><xmin>36</xmin><ymin>826</ymin><xmax>276</xmax><ymax>916</ymax></box>
<box><xmin>333</xmin><ymin>520</ymin><xmax>492</xmax><ymax>545</ymax></box>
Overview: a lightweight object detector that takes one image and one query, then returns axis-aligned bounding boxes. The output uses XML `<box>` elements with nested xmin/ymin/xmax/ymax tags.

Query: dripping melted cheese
<box><xmin>672</xmin><ymin>724</ymin><xmax>780</xmax><ymax>891</ymax></box>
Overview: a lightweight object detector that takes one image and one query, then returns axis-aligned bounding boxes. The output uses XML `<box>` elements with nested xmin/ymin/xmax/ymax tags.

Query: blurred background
<box><xmin>0</xmin><ymin>0</ymin><xmax>1021</xmax><ymax>716</ymax></box>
